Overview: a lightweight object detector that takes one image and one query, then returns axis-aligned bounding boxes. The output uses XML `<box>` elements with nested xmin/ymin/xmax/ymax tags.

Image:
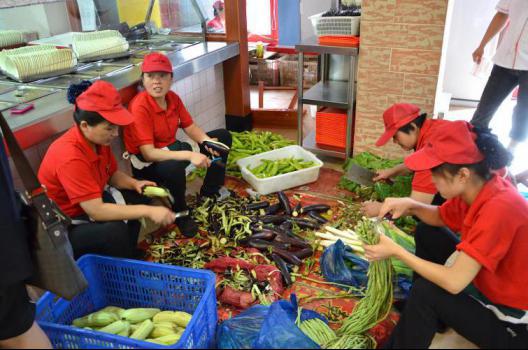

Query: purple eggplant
<box><xmin>277</xmin><ymin>191</ymin><xmax>292</xmax><ymax>216</ymax></box>
<box><xmin>249</xmin><ymin>239</ymin><xmax>290</xmax><ymax>251</ymax></box>
<box><xmin>308</xmin><ymin>211</ymin><xmax>328</xmax><ymax>224</ymax></box>
<box><xmin>271</xmin><ymin>253</ymin><xmax>292</xmax><ymax>286</ymax></box>
<box><xmin>265</xmin><ymin>203</ymin><xmax>281</xmax><ymax>215</ymax></box>
<box><xmin>259</xmin><ymin>215</ymin><xmax>288</xmax><ymax>224</ymax></box>
<box><xmin>289</xmin><ymin>217</ymin><xmax>319</xmax><ymax>230</ymax></box>
<box><xmin>300</xmin><ymin>204</ymin><xmax>330</xmax><ymax>214</ymax></box>
<box><xmin>247</xmin><ymin>201</ymin><xmax>270</xmax><ymax>211</ymax></box>
<box><xmin>293</xmin><ymin>247</ymin><xmax>314</xmax><ymax>259</ymax></box>
<box><xmin>274</xmin><ymin>232</ymin><xmax>310</xmax><ymax>249</ymax></box>
<box><xmin>273</xmin><ymin>247</ymin><xmax>302</xmax><ymax>266</ymax></box>
<box><xmin>292</xmin><ymin>202</ymin><xmax>302</xmax><ymax>217</ymax></box>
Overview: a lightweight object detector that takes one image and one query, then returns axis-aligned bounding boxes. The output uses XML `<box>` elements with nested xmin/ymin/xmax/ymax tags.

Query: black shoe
<box><xmin>200</xmin><ymin>186</ymin><xmax>231</xmax><ymax>201</ymax></box>
<box><xmin>176</xmin><ymin>216</ymin><xmax>199</xmax><ymax>238</ymax></box>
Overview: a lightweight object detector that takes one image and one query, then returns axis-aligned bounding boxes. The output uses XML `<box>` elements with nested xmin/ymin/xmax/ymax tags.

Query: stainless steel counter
<box><xmin>3</xmin><ymin>41</ymin><xmax>240</xmax><ymax>150</ymax></box>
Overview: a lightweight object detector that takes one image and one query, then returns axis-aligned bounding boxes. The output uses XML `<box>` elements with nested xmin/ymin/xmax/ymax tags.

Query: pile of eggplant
<box><xmin>241</xmin><ymin>191</ymin><xmax>331</xmax><ymax>286</ymax></box>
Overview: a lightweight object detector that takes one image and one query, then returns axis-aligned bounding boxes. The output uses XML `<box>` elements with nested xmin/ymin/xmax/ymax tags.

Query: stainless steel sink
<box><xmin>0</xmin><ymin>101</ymin><xmax>15</xmax><ymax>112</ymax></box>
<box><xmin>30</xmin><ymin>74</ymin><xmax>94</xmax><ymax>89</ymax></box>
<box><xmin>0</xmin><ymin>85</ymin><xmax>58</xmax><ymax>104</ymax></box>
<box><xmin>75</xmin><ymin>62</ymin><xmax>133</xmax><ymax>78</ymax></box>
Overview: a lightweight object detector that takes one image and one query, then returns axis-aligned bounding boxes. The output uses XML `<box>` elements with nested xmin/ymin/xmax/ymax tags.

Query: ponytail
<box><xmin>67</xmin><ymin>81</ymin><xmax>106</xmax><ymax>126</ymax></box>
<box><xmin>473</xmin><ymin>127</ymin><xmax>513</xmax><ymax>170</ymax></box>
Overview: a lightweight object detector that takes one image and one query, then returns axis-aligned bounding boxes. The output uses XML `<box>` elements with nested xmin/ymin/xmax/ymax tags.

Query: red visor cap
<box><xmin>142</xmin><ymin>52</ymin><xmax>173</xmax><ymax>73</ymax></box>
<box><xmin>76</xmin><ymin>80</ymin><xmax>133</xmax><ymax>126</ymax></box>
<box><xmin>404</xmin><ymin>121</ymin><xmax>485</xmax><ymax>171</ymax></box>
<box><xmin>376</xmin><ymin>103</ymin><xmax>421</xmax><ymax>147</ymax></box>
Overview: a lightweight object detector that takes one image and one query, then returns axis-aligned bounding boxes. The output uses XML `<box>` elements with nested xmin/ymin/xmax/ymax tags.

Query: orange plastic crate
<box><xmin>315</xmin><ymin>108</ymin><xmax>352</xmax><ymax>149</ymax></box>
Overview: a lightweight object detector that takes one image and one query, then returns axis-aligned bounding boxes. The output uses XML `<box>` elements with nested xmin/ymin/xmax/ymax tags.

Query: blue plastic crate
<box><xmin>36</xmin><ymin>255</ymin><xmax>217</xmax><ymax>349</ymax></box>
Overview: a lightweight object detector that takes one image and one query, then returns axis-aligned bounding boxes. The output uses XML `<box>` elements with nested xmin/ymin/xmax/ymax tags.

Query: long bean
<box><xmin>337</xmin><ymin>218</ymin><xmax>393</xmax><ymax>336</ymax></box>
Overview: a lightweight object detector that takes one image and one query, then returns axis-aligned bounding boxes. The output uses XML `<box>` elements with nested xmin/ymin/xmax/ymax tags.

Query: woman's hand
<box><xmin>134</xmin><ymin>180</ymin><xmax>157</xmax><ymax>194</ymax></box>
<box><xmin>472</xmin><ymin>45</ymin><xmax>485</xmax><ymax>64</ymax></box>
<box><xmin>147</xmin><ymin>206</ymin><xmax>176</xmax><ymax>226</ymax></box>
<box><xmin>189</xmin><ymin>152</ymin><xmax>211</xmax><ymax>168</ymax></box>
<box><xmin>379</xmin><ymin>197</ymin><xmax>417</xmax><ymax>219</ymax></box>
<box><xmin>363</xmin><ymin>234</ymin><xmax>402</xmax><ymax>261</ymax></box>
<box><xmin>202</xmin><ymin>137</ymin><xmax>220</xmax><ymax>157</ymax></box>
<box><xmin>361</xmin><ymin>201</ymin><xmax>382</xmax><ymax>217</ymax></box>
<box><xmin>373</xmin><ymin>168</ymin><xmax>395</xmax><ymax>182</ymax></box>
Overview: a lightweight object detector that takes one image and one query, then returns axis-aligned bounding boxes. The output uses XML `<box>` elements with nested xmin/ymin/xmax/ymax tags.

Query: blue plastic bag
<box><xmin>320</xmin><ymin>239</ymin><xmax>369</xmax><ymax>288</ymax></box>
<box><xmin>253</xmin><ymin>295</ymin><xmax>322</xmax><ymax>349</ymax></box>
<box><xmin>320</xmin><ymin>240</ymin><xmax>412</xmax><ymax>299</ymax></box>
<box><xmin>216</xmin><ymin>305</ymin><xmax>269</xmax><ymax>349</ymax></box>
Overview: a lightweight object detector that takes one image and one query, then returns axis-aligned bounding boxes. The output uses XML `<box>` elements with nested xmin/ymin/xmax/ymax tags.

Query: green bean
<box><xmin>249</xmin><ymin>157</ymin><xmax>316</xmax><ymax>178</ymax></box>
<box><xmin>336</xmin><ymin>218</ymin><xmax>394</xmax><ymax>337</ymax></box>
<box><xmin>227</xmin><ymin>131</ymin><xmax>295</xmax><ymax>177</ymax></box>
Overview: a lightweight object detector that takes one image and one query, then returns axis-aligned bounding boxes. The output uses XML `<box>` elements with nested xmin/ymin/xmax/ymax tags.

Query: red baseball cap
<box><xmin>76</xmin><ymin>80</ymin><xmax>133</xmax><ymax>126</ymax></box>
<box><xmin>213</xmin><ymin>1</ymin><xmax>224</xmax><ymax>10</ymax></box>
<box><xmin>141</xmin><ymin>52</ymin><xmax>173</xmax><ymax>73</ymax></box>
<box><xmin>376</xmin><ymin>103</ymin><xmax>421</xmax><ymax>146</ymax></box>
<box><xmin>404</xmin><ymin>121</ymin><xmax>485</xmax><ymax>171</ymax></box>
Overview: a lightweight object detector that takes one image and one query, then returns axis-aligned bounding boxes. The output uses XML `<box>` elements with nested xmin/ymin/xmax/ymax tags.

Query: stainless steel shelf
<box><xmin>302</xmin><ymin>81</ymin><xmax>350</xmax><ymax>109</ymax></box>
<box><xmin>296</xmin><ymin>37</ymin><xmax>359</xmax><ymax>56</ymax></box>
<box><xmin>303</xmin><ymin>131</ymin><xmax>347</xmax><ymax>159</ymax></box>
<box><xmin>296</xmin><ymin>37</ymin><xmax>357</xmax><ymax>159</ymax></box>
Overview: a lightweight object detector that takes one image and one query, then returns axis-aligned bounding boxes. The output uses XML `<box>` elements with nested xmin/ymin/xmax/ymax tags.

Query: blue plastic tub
<box><xmin>36</xmin><ymin>255</ymin><xmax>217</xmax><ymax>349</ymax></box>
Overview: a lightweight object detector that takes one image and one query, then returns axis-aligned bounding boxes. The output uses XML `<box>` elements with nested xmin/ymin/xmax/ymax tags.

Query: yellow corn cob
<box><xmin>98</xmin><ymin>320</ymin><xmax>129</xmax><ymax>335</ymax></box>
<box><xmin>99</xmin><ymin>306</ymin><xmax>126</xmax><ymax>318</ymax></box>
<box><xmin>73</xmin><ymin>311</ymin><xmax>119</xmax><ymax>328</ymax></box>
<box><xmin>143</xmin><ymin>186</ymin><xmax>169</xmax><ymax>198</ymax></box>
<box><xmin>130</xmin><ymin>324</ymin><xmax>140</xmax><ymax>333</ymax></box>
<box><xmin>154</xmin><ymin>321</ymin><xmax>179</xmax><ymax>330</ymax></box>
<box><xmin>145</xmin><ymin>339</ymin><xmax>166</xmax><ymax>345</ymax></box>
<box><xmin>152</xmin><ymin>311</ymin><xmax>192</xmax><ymax>327</ymax></box>
<box><xmin>150</xmin><ymin>325</ymin><xmax>178</xmax><ymax>339</ymax></box>
<box><xmin>130</xmin><ymin>319</ymin><xmax>154</xmax><ymax>340</ymax></box>
<box><xmin>121</xmin><ymin>308</ymin><xmax>161</xmax><ymax>324</ymax></box>
<box><xmin>151</xmin><ymin>333</ymin><xmax>182</xmax><ymax>345</ymax></box>
<box><xmin>117</xmin><ymin>321</ymin><xmax>131</xmax><ymax>337</ymax></box>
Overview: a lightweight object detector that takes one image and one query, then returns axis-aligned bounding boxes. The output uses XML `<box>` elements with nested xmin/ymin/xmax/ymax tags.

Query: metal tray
<box><xmin>77</xmin><ymin>50</ymin><xmax>132</xmax><ymax>63</ymax></box>
<box><xmin>30</xmin><ymin>74</ymin><xmax>94</xmax><ymax>89</ymax></box>
<box><xmin>132</xmin><ymin>49</ymin><xmax>173</xmax><ymax>58</ymax></box>
<box><xmin>0</xmin><ymin>101</ymin><xmax>15</xmax><ymax>112</ymax></box>
<box><xmin>0</xmin><ymin>82</ymin><xmax>17</xmax><ymax>95</ymax></box>
<box><xmin>75</xmin><ymin>62</ymin><xmax>132</xmax><ymax>78</ymax></box>
<box><xmin>0</xmin><ymin>85</ymin><xmax>58</xmax><ymax>104</ymax></box>
<box><xmin>2</xmin><ymin>67</ymin><xmax>77</xmax><ymax>84</ymax></box>
<box><xmin>105</xmin><ymin>56</ymin><xmax>144</xmax><ymax>66</ymax></box>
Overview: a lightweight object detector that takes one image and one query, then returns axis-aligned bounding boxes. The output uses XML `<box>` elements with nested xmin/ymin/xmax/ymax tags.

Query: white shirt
<box><xmin>493</xmin><ymin>0</ymin><xmax>528</xmax><ymax>70</ymax></box>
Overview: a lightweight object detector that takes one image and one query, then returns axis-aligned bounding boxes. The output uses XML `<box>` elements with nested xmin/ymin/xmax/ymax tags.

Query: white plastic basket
<box><xmin>237</xmin><ymin>145</ymin><xmax>324</xmax><ymax>195</ymax></box>
<box><xmin>309</xmin><ymin>12</ymin><xmax>361</xmax><ymax>36</ymax></box>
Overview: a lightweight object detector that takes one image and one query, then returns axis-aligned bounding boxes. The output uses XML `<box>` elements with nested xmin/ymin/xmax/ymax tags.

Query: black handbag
<box><xmin>0</xmin><ymin>111</ymin><xmax>87</xmax><ymax>300</ymax></box>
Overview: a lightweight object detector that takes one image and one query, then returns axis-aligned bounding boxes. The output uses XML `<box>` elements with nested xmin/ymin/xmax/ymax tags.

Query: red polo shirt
<box><xmin>123</xmin><ymin>91</ymin><xmax>194</xmax><ymax>155</ymax></box>
<box><xmin>38</xmin><ymin>126</ymin><xmax>118</xmax><ymax>218</ymax></box>
<box><xmin>439</xmin><ymin>175</ymin><xmax>528</xmax><ymax>310</ymax></box>
<box><xmin>411</xmin><ymin>119</ymin><xmax>451</xmax><ymax>194</ymax></box>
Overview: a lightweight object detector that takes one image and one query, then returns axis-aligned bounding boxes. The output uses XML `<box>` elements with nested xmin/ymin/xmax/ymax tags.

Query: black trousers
<box><xmin>68</xmin><ymin>189</ymin><xmax>149</xmax><ymax>260</ymax></box>
<box><xmin>132</xmin><ymin>129</ymin><xmax>232</xmax><ymax>212</ymax></box>
<box><xmin>471</xmin><ymin>64</ymin><xmax>528</xmax><ymax>142</ymax></box>
<box><xmin>385</xmin><ymin>224</ymin><xmax>528</xmax><ymax>349</ymax></box>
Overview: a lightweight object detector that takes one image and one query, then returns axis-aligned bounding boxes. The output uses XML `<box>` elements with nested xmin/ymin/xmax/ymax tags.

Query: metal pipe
<box><xmin>297</xmin><ymin>52</ymin><xmax>305</xmax><ymax>146</ymax></box>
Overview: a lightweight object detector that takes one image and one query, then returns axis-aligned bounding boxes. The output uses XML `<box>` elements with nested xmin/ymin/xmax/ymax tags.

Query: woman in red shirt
<box><xmin>363</xmin><ymin>103</ymin><xmax>458</xmax><ymax>271</ymax></box>
<box><xmin>363</xmin><ymin>103</ymin><xmax>450</xmax><ymax>216</ymax></box>
<box><xmin>124</xmin><ymin>53</ymin><xmax>232</xmax><ymax>237</ymax></box>
<box><xmin>38</xmin><ymin>81</ymin><xmax>175</xmax><ymax>259</ymax></box>
<box><xmin>365</xmin><ymin>122</ymin><xmax>528</xmax><ymax>348</ymax></box>
<box><xmin>207</xmin><ymin>1</ymin><xmax>225</xmax><ymax>32</ymax></box>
